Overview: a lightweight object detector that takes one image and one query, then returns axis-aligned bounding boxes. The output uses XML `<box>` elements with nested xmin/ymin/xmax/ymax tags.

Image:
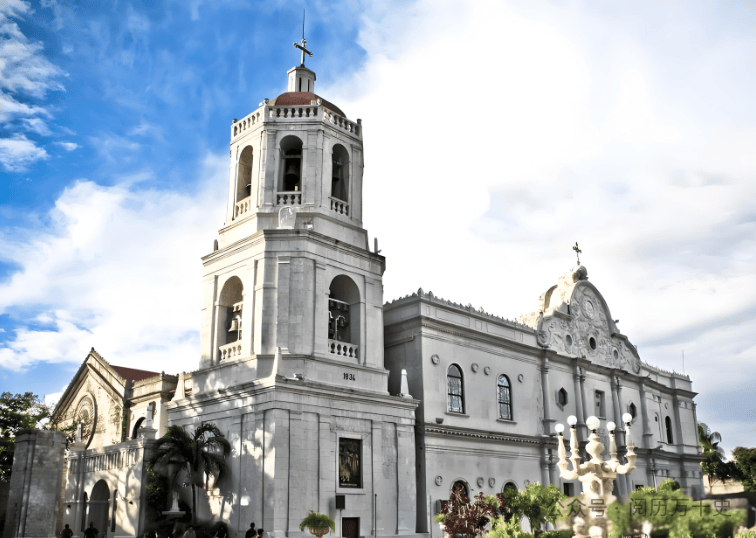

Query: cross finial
<box><xmin>572</xmin><ymin>242</ymin><xmax>582</xmax><ymax>266</ymax></box>
<box><xmin>293</xmin><ymin>10</ymin><xmax>313</xmax><ymax>67</ymax></box>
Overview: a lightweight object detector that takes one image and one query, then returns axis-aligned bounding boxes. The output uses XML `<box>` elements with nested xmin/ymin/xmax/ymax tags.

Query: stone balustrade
<box><xmin>235</xmin><ymin>196</ymin><xmax>252</xmax><ymax>219</ymax></box>
<box><xmin>219</xmin><ymin>341</ymin><xmax>242</xmax><ymax>362</ymax></box>
<box><xmin>330</xmin><ymin>197</ymin><xmax>349</xmax><ymax>216</ymax></box>
<box><xmin>325</xmin><ymin>111</ymin><xmax>361</xmax><ymax>136</ymax></box>
<box><xmin>232</xmin><ymin>111</ymin><xmax>262</xmax><ymax>137</ymax></box>
<box><xmin>232</xmin><ymin>105</ymin><xmax>361</xmax><ymax>142</ymax></box>
<box><xmin>270</xmin><ymin>106</ymin><xmax>319</xmax><ymax>119</ymax></box>
<box><xmin>277</xmin><ymin>191</ymin><xmax>302</xmax><ymax>205</ymax></box>
<box><xmin>328</xmin><ymin>339</ymin><xmax>358</xmax><ymax>359</ymax></box>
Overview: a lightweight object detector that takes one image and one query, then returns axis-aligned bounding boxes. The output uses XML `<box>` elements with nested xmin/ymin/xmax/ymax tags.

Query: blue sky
<box><xmin>1</xmin><ymin>0</ymin><xmax>754</xmax><ymax>456</ymax></box>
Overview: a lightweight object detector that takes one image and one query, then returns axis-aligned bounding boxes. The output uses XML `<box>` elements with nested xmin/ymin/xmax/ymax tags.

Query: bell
<box><xmin>284</xmin><ymin>163</ymin><xmax>300</xmax><ymax>178</ymax></box>
<box><xmin>228</xmin><ymin>318</ymin><xmax>239</xmax><ymax>332</ymax></box>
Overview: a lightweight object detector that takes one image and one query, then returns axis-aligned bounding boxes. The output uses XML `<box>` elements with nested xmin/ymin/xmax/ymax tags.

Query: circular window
<box><xmin>589</xmin><ymin>337</ymin><xmax>597</xmax><ymax>350</ymax></box>
<box><xmin>613</xmin><ymin>349</ymin><xmax>619</xmax><ymax>361</ymax></box>
<box><xmin>565</xmin><ymin>335</ymin><xmax>573</xmax><ymax>347</ymax></box>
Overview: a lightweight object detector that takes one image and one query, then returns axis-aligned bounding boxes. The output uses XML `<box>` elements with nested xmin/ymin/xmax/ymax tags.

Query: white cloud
<box><xmin>0</xmin><ymin>135</ymin><xmax>48</xmax><ymax>171</ymax></box>
<box><xmin>320</xmin><ymin>0</ymin><xmax>756</xmax><ymax>452</ymax></box>
<box><xmin>55</xmin><ymin>141</ymin><xmax>79</xmax><ymax>151</ymax></box>
<box><xmin>0</xmin><ymin>154</ymin><xmax>226</xmax><ymax>373</ymax></box>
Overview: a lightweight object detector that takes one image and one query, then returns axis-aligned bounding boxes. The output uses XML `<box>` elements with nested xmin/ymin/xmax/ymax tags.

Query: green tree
<box><xmin>0</xmin><ymin>392</ymin><xmax>51</xmax><ymax>481</ymax></box>
<box><xmin>732</xmin><ymin>446</ymin><xmax>756</xmax><ymax>493</ymax></box>
<box><xmin>698</xmin><ymin>423</ymin><xmax>741</xmax><ymax>484</ymax></box>
<box><xmin>608</xmin><ymin>478</ymin><xmax>744</xmax><ymax>538</ymax></box>
<box><xmin>150</xmin><ymin>424</ymin><xmax>231</xmax><ymax>525</ymax></box>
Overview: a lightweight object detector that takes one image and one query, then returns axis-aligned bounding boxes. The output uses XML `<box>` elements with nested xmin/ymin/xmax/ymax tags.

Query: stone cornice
<box><xmin>423</xmin><ymin>424</ymin><xmax>555</xmax><ymax>447</ymax></box>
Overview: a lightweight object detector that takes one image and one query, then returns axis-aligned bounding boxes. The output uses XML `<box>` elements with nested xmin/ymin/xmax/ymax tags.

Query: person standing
<box><xmin>84</xmin><ymin>523</ymin><xmax>98</xmax><ymax>538</ymax></box>
<box><xmin>61</xmin><ymin>524</ymin><xmax>73</xmax><ymax>538</ymax></box>
<box><xmin>244</xmin><ymin>523</ymin><xmax>256</xmax><ymax>538</ymax></box>
<box><xmin>183</xmin><ymin>526</ymin><xmax>196</xmax><ymax>538</ymax></box>
<box><xmin>256</xmin><ymin>529</ymin><xmax>264</xmax><ymax>538</ymax></box>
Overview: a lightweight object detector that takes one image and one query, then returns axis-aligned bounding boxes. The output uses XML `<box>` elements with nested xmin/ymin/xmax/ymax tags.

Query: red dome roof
<box><xmin>269</xmin><ymin>92</ymin><xmax>345</xmax><ymax>117</ymax></box>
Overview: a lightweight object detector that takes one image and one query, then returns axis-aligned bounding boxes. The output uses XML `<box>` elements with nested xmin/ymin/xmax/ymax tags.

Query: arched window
<box><xmin>331</xmin><ymin>144</ymin><xmax>349</xmax><ymax>202</ymax></box>
<box><xmin>665</xmin><ymin>416</ymin><xmax>673</xmax><ymax>444</ymax></box>
<box><xmin>328</xmin><ymin>275</ymin><xmax>361</xmax><ymax>358</ymax></box>
<box><xmin>628</xmin><ymin>402</ymin><xmax>637</xmax><ymax>420</ymax></box>
<box><xmin>237</xmin><ymin>146</ymin><xmax>253</xmax><ymax>203</ymax></box>
<box><xmin>451</xmin><ymin>480</ymin><xmax>469</xmax><ymax>500</ymax></box>
<box><xmin>217</xmin><ymin>276</ymin><xmax>244</xmax><ymax>360</ymax></box>
<box><xmin>447</xmin><ymin>365</ymin><xmax>464</xmax><ymax>413</ymax></box>
<box><xmin>498</xmin><ymin>375</ymin><xmax>512</xmax><ymax>420</ymax></box>
<box><xmin>279</xmin><ymin>136</ymin><xmax>303</xmax><ymax>192</ymax></box>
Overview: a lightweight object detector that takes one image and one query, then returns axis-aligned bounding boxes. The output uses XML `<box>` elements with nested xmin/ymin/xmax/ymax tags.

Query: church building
<box><xmin>5</xmin><ymin>39</ymin><xmax>703</xmax><ymax>538</ymax></box>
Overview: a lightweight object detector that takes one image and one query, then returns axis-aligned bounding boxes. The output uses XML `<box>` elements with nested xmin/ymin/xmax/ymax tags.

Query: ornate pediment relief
<box><xmin>520</xmin><ymin>266</ymin><xmax>641</xmax><ymax>374</ymax></box>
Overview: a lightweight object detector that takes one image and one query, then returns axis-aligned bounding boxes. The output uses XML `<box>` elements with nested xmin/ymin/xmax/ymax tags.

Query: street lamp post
<box><xmin>554</xmin><ymin>414</ymin><xmax>637</xmax><ymax>538</ymax></box>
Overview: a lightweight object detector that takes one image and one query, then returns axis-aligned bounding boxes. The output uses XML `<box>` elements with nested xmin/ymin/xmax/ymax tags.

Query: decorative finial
<box><xmin>572</xmin><ymin>242</ymin><xmax>582</xmax><ymax>266</ymax></box>
<box><xmin>293</xmin><ymin>10</ymin><xmax>313</xmax><ymax>67</ymax></box>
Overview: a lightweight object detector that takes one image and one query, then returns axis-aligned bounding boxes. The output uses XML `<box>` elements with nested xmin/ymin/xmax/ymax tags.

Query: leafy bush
<box><xmin>436</xmin><ymin>490</ymin><xmax>499</xmax><ymax>537</ymax></box>
<box><xmin>488</xmin><ymin>518</ymin><xmax>533</xmax><ymax>538</ymax></box>
<box><xmin>299</xmin><ymin>511</ymin><xmax>336</xmax><ymax>532</ymax></box>
<box><xmin>736</xmin><ymin>531</ymin><xmax>756</xmax><ymax>538</ymax></box>
<box><xmin>608</xmin><ymin>480</ymin><xmax>744</xmax><ymax>538</ymax></box>
<box><xmin>538</xmin><ymin>531</ymin><xmax>573</xmax><ymax>538</ymax></box>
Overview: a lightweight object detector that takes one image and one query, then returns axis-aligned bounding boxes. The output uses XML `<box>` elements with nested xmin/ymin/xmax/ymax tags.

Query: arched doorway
<box><xmin>89</xmin><ymin>480</ymin><xmax>110</xmax><ymax>536</ymax></box>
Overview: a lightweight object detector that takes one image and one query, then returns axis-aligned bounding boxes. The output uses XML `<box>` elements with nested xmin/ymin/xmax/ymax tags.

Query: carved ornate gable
<box><xmin>51</xmin><ymin>348</ymin><xmax>135</xmax><ymax>449</ymax></box>
<box><xmin>519</xmin><ymin>266</ymin><xmax>641</xmax><ymax>374</ymax></box>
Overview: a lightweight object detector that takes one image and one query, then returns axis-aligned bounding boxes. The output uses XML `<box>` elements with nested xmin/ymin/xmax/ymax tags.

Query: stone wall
<box><xmin>3</xmin><ymin>430</ymin><xmax>67</xmax><ymax>538</ymax></box>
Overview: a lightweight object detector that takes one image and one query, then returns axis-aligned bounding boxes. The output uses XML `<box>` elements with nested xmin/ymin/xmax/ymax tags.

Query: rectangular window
<box><xmin>563</xmin><ymin>483</ymin><xmax>574</xmax><ymax>496</ymax></box>
<box><xmin>595</xmin><ymin>390</ymin><xmax>606</xmax><ymax>417</ymax></box>
<box><xmin>338</xmin><ymin>438</ymin><xmax>362</xmax><ymax>488</ymax></box>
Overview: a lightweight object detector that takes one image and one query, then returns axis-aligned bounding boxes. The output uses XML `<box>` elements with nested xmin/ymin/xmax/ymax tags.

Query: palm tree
<box><xmin>150</xmin><ymin>423</ymin><xmax>231</xmax><ymax>524</ymax></box>
<box><xmin>698</xmin><ymin>422</ymin><xmax>725</xmax><ymax>456</ymax></box>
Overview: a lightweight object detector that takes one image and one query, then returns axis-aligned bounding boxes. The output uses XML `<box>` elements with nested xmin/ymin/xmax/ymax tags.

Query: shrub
<box><xmin>608</xmin><ymin>481</ymin><xmax>745</xmax><ymax>538</ymax></box>
<box><xmin>299</xmin><ymin>511</ymin><xmax>336</xmax><ymax>533</ymax></box>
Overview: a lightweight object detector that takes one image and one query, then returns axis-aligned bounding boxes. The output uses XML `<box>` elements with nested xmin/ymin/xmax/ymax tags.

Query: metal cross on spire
<box><xmin>572</xmin><ymin>242</ymin><xmax>582</xmax><ymax>266</ymax></box>
<box><xmin>293</xmin><ymin>10</ymin><xmax>313</xmax><ymax>67</ymax></box>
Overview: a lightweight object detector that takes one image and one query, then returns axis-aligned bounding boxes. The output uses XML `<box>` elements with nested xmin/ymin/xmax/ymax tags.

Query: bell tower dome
<box><xmin>195</xmin><ymin>38</ymin><xmax>384</xmax><ymax>397</ymax></box>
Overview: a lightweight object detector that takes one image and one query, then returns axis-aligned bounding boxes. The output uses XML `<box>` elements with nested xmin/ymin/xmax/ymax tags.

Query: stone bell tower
<box><xmin>174</xmin><ymin>41</ymin><xmax>417</xmax><ymax>538</ymax></box>
<box><xmin>195</xmin><ymin>37</ymin><xmax>383</xmax><ymax>393</ymax></box>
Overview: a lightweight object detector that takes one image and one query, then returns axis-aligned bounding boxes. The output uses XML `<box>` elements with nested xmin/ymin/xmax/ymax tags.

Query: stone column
<box><xmin>540</xmin><ymin>355</ymin><xmax>555</xmax><ymax>435</ymax></box>
<box><xmin>578</xmin><ymin>368</ymin><xmax>589</xmax><ymax>441</ymax></box>
<box><xmin>672</xmin><ymin>395</ymin><xmax>685</xmax><ymax>452</ymax></box>
<box><xmin>638</xmin><ymin>381</ymin><xmax>654</xmax><ymax>449</ymax></box>
<box><xmin>572</xmin><ymin>362</ymin><xmax>586</xmax><ymax>436</ymax></box>
<box><xmin>610</xmin><ymin>375</ymin><xmax>628</xmax><ymax>497</ymax></box>
<box><xmin>261</xmin><ymin>129</ymin><xmax>277</xmax><ymax>207</ymax></box>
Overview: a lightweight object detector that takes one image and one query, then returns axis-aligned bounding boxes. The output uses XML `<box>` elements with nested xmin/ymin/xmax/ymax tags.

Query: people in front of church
<box><xmin>244</xmin><ymin>523</ymin><xmax>256</xmax><ymax>538</ymax></box>
<box><xmin>61</xmin><ymin>524</ymin><xmax>73</xmax><ymax>538</ymax></box>
<box><xmin>214</xmin><ymin>523</ymin><xmax>228</xmax><ymax>538</ymax></box>
<box><xmin>84</xmin><ymin>522</ymin><xmax>98</xmax><ymax>538</ymax></box>
<box><xmin>256</xmin><ymin>528</ymin><xmax>265</xmax><ymax>538</ymax></box>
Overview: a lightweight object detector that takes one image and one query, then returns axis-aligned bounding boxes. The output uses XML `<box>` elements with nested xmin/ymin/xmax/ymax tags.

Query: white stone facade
<box><xmin>383</xmin><ymin>266</ymin><xmax>704</xmax><ymax>537</ymax></box>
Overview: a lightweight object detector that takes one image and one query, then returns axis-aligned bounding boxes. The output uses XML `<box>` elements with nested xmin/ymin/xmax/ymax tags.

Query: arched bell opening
<box><xmin>89</xmin><ymin>480</ymin><xmax>110</xmax><ymax>537</ymax></box>
<box><xmin>328</xmin><ymin>275</ymin><xmax>361</xmax><ymax>358</ymax></box>
<box><xmin>131</xmin><ymin>417</ymin><xmax>145</xmax><ymax>440</ymax></box>
<box><xmin>216</xmin><ymin>276</ymin><xmax>244</xmax><ymax>361</ymax></box>
<box><xmin>237</xmin><ymin>146</ymin><xmax>253</xmax><ymax>203</ymax></box>
<box><xmin>279</xmin><ymin>135</ymin><xmax>303</xmax><ymax>193</ymax></box>
<box><xmin>331</xmin><ymin>144</ymin><xmax>349</xmax><ymax>203</ymax></box>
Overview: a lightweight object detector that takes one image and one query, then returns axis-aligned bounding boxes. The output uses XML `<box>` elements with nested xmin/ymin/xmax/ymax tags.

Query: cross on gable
<box><xmin>573</xmin><ymin>242</ymin><xmax>582</xmax><ymax>266</ymax></box>
<box><xmin>294</xmin><ymin>38</ymin><xmax>313</xmax><ymax>67</ymax></box>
